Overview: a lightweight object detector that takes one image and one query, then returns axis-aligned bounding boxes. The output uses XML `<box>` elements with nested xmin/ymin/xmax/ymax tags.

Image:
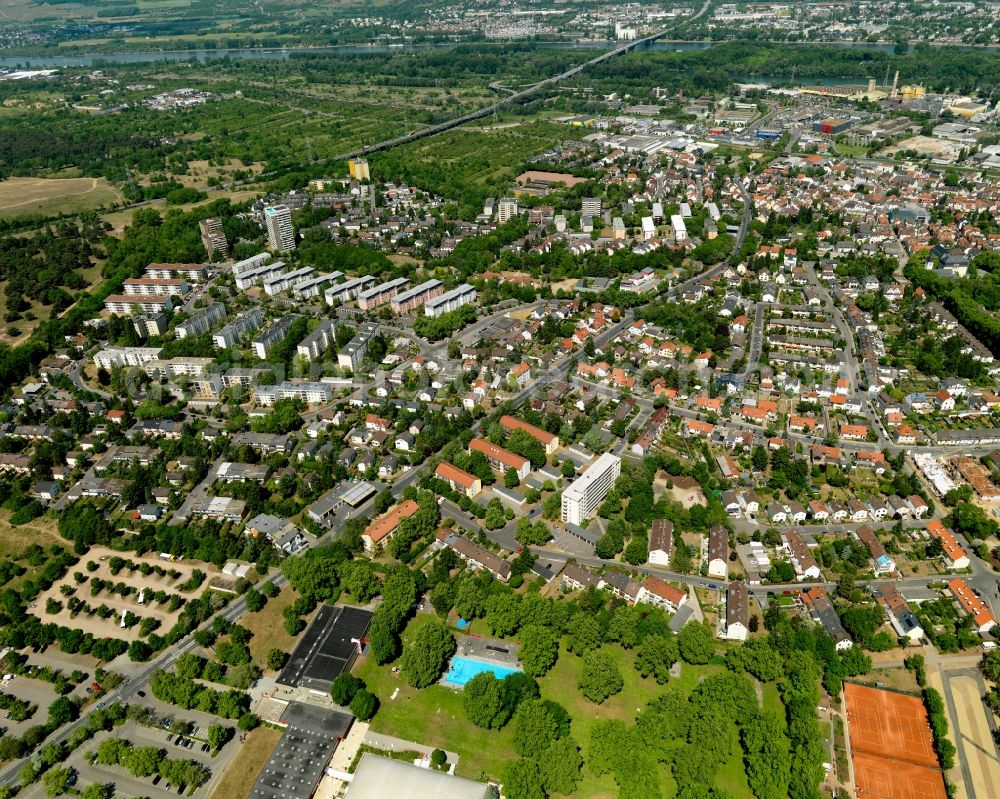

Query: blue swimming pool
<box><xmin>444</xmin><ymin>655</ymin><xmax>521</xmax><ymax>687</ymax></box>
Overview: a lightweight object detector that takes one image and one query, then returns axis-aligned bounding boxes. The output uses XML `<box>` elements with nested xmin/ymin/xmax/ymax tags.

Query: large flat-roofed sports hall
<box><xmin>277</xmin><ymin>604</ymin><xmax>374</xmax><ymax>693</ymax></box>
<box><xmin>843</xmin><ymin>682</ymin><xmax>947</xmax><ymax>799</ymax></box>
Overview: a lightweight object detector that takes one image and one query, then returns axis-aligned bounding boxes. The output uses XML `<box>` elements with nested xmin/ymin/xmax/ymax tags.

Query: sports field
<box><xmin>0</xmin><ymin>176</ymin><xmax>122</xmax><ymax>219</ymax></box>
<box><xmin>844</xmin><ymin>682</ymin><xmax>947</xmax><ymax>799</ymax></box>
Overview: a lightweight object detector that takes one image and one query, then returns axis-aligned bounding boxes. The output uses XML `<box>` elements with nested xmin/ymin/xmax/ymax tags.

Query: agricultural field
<box><xmin>0</xmin><ymin>177</ymin><xmax>122</xmax><ymax>220</ymax></box>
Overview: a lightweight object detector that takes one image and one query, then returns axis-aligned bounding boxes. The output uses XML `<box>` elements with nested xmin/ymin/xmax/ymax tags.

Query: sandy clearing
<box><xmin>0</xmin><ymin>177</ymin><xmax>117</xmax><ymax>211</ymax></box>
<box><xmin>950</xmin><ymin>675</ymin><xmax>1000</xmax><ymax>799</ymax></box>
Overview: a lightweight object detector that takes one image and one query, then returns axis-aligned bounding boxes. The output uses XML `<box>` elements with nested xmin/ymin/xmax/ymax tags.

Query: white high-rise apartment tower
<box><xmin>264</xmin><ymin>204</ymin><xmax>296</xmax><ymax>253</ymax></box>
<box><xmin>561</xmin><ymin>453</ymin><xmax>622</xmax><ymax>526</ymax></box>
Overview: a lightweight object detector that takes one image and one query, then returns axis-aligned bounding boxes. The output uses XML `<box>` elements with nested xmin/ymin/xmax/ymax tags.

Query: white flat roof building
<box><xmin>425</xmin><ymin>284</ymin><xmax>476</xmax><ymax>317</ymax></box>
<box><xmin>325</xmin><ymin>275</ymin><xmax>377</xmax><ymax>306</ymax></box>
<box><xmin>561</xmin><ymin>453</ymin><xmax>622</xmax><ymax>526</ymax></box>
<box><xmin>671</xmin><ymin>214</ymin><xmax>687</xmax><ymax>242</ymax></box>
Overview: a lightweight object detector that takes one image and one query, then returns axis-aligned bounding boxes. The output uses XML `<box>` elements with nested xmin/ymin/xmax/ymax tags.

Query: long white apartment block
<box><xmin>104</xmin><ymin>294</ymin><xmax>173</xmax><ymax>316</ymax></box>
<box><xmin>424</xmin><ymin>284</ymin><xmax>476</xmax><ymax>317</ymax></box>
<box><xmin>251</xmin><ymin>315</ymin><xmax>298</xmax><ymax>359</ymax></box>
<box><xmin>236</xmin><ymin>260</ymin><xmax>286</xmax><ymax>291</ymax></box>
<box><xmin>213</xmin><ymin>308</ymin><xmax>265</xmax><ymax>349</ymax></box>
<box><xmin>357</xmin><ymin>277</ymin><xmax>410</xmax><ymax>311</ymax></box>
<box><xmin>93</xmin><ymin>347</ymin><xmax>163</xmax><ymax>370</ymax></box>
<box><xmin>254</xmin><ymin>381</ymin><xmax>334</xmax><ymax>406</ymax></box>
<box><xmin>123</xmin><ymin>278</ymin><xmax>189</xmax><ymax>296</ymax></box>
<box><xmin>390</xmin><ymin>279</ymin><xmax>443</xmax><ymax>314</ymax></box>
<box><xmin>561</xmin><ymin>453</ymin><xmax>622</xmax><ymax>526</ymax></box>
<box><xmin>296</xmin><ymin>319</ymin><xmax>337</xmax><ymax>361</ymax></box>
<box><xmin>231</xmin><ymin>253</ymin><xmax>271</xmax><ymax>277</ymax></box>
<box><xmin>263</xmin><ymin>266</ymin><xmax>315</xmax><ymax>296</ymax></box>
<box><xmin>175</xmin><ymin>302</ymin><xmax>226</xmax><ymax>339</ymax></box>
<box><xmin>293</xmin><ymin>271</ymin><xmax>343</xmax><ymax>300</ymax></box>
<box><xmin>325</xmin><ymin>275</ymin><xmax>377</xmax><ymax>306</ymax></box>
<box><xmin>337</xmin><ymin>322</ymin><xmax>381</xmax><ymax>370</ymax></box>
<box><xmin>146</xmin><ymin>263</ymin><xmax>207</xmax><ymax>282</ymax></box>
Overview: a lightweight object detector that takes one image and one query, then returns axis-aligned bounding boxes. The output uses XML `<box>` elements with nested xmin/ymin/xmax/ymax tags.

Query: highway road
<box><xmin>329</xmin><ymin>0</ymin><xmax>713</xmax><ymax>163</ymax></box>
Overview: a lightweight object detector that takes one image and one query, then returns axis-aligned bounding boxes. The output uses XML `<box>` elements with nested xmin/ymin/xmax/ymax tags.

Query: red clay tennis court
<box><xmin>844</xmin><ymin>683</ymin><xmax>939</xmax><ymax>767</ymax></box>
<box><xmin>852</xmin><ymin>753</ymin><xmax>947</xmax><ymax>799</ymax></box>
<box><xmin>844</xmin><ymin>683</ymin><xmax>947</xmax><ymax>799</ymax></box>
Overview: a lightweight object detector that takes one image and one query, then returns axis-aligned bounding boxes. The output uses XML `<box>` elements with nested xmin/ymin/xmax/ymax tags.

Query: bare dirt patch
<box><xmin>0</xmin><ymin>512</ymin><xmax>64</xmax><ymax>558</ymax></box>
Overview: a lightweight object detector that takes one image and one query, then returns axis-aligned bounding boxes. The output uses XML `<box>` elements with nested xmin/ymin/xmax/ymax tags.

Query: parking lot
<box><xmin>33</xmin><ymin>546</ymin><xmax>218</xmax><ymax>642</ymax></box>
<box><xmin>18</xmin><ymin>712</ymin><xmax>240</xmax><ymax>799</ymax></box>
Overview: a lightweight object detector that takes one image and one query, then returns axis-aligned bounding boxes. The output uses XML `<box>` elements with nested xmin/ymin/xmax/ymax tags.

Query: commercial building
<box><xmin>337</xmin><ymin>322</ymin><xmax>381</xmax><ymax>371</ymax></box>
<box><xmin>357</xmin><ymin>277</ymin><xmax>410</xmax><ymax>311</ymax></box>
<box><xmin>390</xmin><ymin>279</ymin><xmax>444</xmax><ymax>314</ymax></box>
<box><xmin>469</xmin><ymin>438</ymin><xmax>531</xmax><ymax>481</ymax></box>
<box><xmin>175</xmin><ymin>302</ymin><xmax>225</xmax><ymax>339</ymax></box>
<box><xmin>213</xmin><ymin>309</ymin><xmax>264</xmax><ymax>349</ymax></box>
<box><xmin>198</xmin><ymin>217</ymin><xmax>229</xmax><ymax>258</ymax></box>
<box><xmin>263</xmin><ymin>266</ymin><xmax>315</xmax><ymax>296</ymax></box>
<box><xmin>723</xmin><ymin>580</ymin><xmax>749</xmax><ymax>641</ymax></box>
<box><xmin>252</xmin><ymin>314</ymin><xmax>298</xmax><ymax>359</ymax></box>
<box><xmin>424</xmin><ymin>284</ymin><xmax>476</xmax><ymax>317</ymax></box>
<box><xmin>344</xmin><ymin>755</ymin><xmax>490</xmax><ymax>799</ymax></box>
<box><xmin>295</xmin><ymin>319</ymin><xmax>337</xmax><ymax>360</ymax></box>
<box><xmin>264</xmin><ymin>204</ymin><xmax>295</xmax><ymax>252</ymax></box>
<box><xmin>497</xmin><ymin>197</ymin><xmax>519</xmax><ymax>223</ymax></box>
<box><xmin>561</xmin><ymin>453</ymin><xmax>621</xmax><ymax>526</ymax></box>
<box><xmin>324</xmin><ymin>275</ymin><xmax>377</xmax><ymax>306</ymax></box>
<box><xmin>434</xmin><ymin>462</ymin><xmax>482</xmax><ymax>499</ymax></box>
<box><xmin>499</xmin><ymin>415</ymin><xmax>559</xmax><ymax>455</ymax></box>
<box><xmin>348</xmin><ymin>157</ymin><xmax>371</xmax><ymax>181</ymax></box>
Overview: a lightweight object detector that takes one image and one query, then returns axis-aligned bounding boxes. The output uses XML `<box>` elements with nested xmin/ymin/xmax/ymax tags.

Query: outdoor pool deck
<box><xmin>441</xmin><ymin>635</ymin><xmax>522</xmax><ymax>688</ymax></box>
